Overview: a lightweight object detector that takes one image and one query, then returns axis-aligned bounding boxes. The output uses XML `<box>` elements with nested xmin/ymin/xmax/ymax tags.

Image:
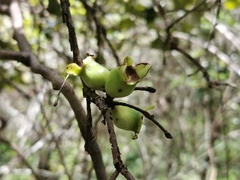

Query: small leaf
<box><xmin>144</xmin><ymin>105</ymin><xmax>155</xmax><ymax>111</ymax></box>
<box><xmin>123</xmin><ymin>56</ymin><xmax>133</xmax><ymax>66</ymax></box>
<box><xmin>65</xmin><ymin>63</ymin><xmax>82</xmax><ymax>76</ymax></box>
<box><xmin>135</xmin><ymin>63</ymin><xmax>152</xmax><ymax>79</ymax></box>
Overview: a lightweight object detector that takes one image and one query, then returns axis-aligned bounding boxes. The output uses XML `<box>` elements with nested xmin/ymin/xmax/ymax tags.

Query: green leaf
<box><xmin>224</xmin><ymin>0</ymin><xmax>240</xmax><ymax>10</ymax></box>
<box><xmin>135</xmin><ymin>63</ymin><xmax>151</xmax><ymax>79</ymax></box>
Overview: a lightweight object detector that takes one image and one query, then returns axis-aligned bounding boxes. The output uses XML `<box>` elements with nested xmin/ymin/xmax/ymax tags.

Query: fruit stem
<box><xmin>53</xmin><ymin>74</ymin><xmax>70</xmax><ymax>107</ymax></box>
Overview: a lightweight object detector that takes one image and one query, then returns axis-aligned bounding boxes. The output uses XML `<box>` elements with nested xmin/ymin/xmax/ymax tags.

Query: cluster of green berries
<box><xmin>65</xmin><ymin>54</ymin><xmax>152</xmax><ymax>139</ymax></box>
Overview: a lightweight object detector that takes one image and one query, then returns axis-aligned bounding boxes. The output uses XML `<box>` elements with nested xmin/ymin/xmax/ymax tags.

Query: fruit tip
<box><xmin>53</xmin><ymin>99</ymin><xmax>58</xmax><ymax>107</ymax></box>
<box><xmin>132</xmin><ymin>133</ymin><xmax>138</xmax><ymax>140</ymax></box>
<box><xmin>165</xmin><ymin>132</ymin><xmax>173</xmax><ymax>139</ymax></box>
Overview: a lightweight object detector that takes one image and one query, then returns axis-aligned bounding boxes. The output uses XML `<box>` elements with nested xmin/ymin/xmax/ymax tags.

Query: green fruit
<box><xmin>65</xmin><ymin>56</ymin><xmax>110</xmax><ymax>90</ymax></box>
<box><xmin>111</xmin><ymin>105</ymin><xmax>143</xmax><ymax>140</ymax></box>
<box><xmin>105</xmin><ymin>67</ymin><xmax>136</xmax><ymax>97</ymax></box>
<box><xmin>105</xmin><ymin>56</ymin><xmax>151</xmax><ymax>98</ymax></box>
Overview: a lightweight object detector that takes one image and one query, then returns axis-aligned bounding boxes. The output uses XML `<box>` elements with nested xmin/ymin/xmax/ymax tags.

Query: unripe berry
<box><xmin>65</xmin><ymin>56</ymin><xmax>110</xmax><ymax>90</ymax></box>
<box><xmin>105</xmin><ymin>56</ymin><xmax>151</xmax><ymax>98</ymax></box>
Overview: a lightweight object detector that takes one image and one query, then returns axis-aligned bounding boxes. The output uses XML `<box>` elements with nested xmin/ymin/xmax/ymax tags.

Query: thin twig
<box><xmin>171</xmin><ymin>42</ymin><xmax>235</xmax><ymax>89</ymax></box>
<box><xmin>162</xmin><ymin>0</ymin><xmax>207</xmax><ymax>64</ymax></box>
<box><xmin>109</xmin><ymin>170</ymin><xmax>120</xmax><ymax>180</ymax></box>
<box><xmin>80</xmin><ymin>0</ymin><xmax>120</xmax><ymax>65</ymax></box>
<box><xmin>134</xmin><ymin>86</ymin><xmax>156</xmax><ymax>93</ymax></box>
<box><xmin>187</xmin><ymin>68</ymin><xmax>201</xmax><ymax>77</ymax></box>
<box><xmin>166</xmin><ymin>0</ymin><xmax>207</xmax><ymax>32</ymax></box>
<box><xmin>172</xmin><ymin>31</ymin><xmax>240</xmax><ymax>77</ymax></box>
<box><xmin>59</xmin><ymin>0</ymin><xmax>81</xmax><ymax>64</ymax></box>
<box><xmin>206</xmin><ymin>0</ymin><xmax>222</xmax><ymax>49</ymax></box>
<box><xmin>0</xmin><ymin>135</ymin><xmax>39</xmax><ymax>179</ymax></box>
<box><xmin>38</xmin><ymin>94</ymin><xmax>73</xmax><ymax>180</ymax></box>
<box><xmin>54</xmin><ymin>74</ymin><xmax>70</xmax><ymax>106</ymax></box>
<box><xmin>152</xmin><ymin>0</ymin><xmax>169</xmax><ymax>65</ymax></box>
<box><xmin>170</xmin><ymin>42</ymin><xmax>211</xmax><ymax>87</ymax></box>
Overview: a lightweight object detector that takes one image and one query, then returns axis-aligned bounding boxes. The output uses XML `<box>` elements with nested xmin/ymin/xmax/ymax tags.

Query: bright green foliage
<box><xmin>105</xmin><ymin>56</ymin><xmax>151</xmax><ymax>98</ymax></box>
<box><xmin>0</xmin><ymin>143</ymin><xmax>16</xmax><ymax>165</ymax></box>
<box><xmin>65</xmin><ymin>56</ymin><xmax>110</xmax><ymax>90</ymax></box>
<box><xmin>224</xmin><ymin>0</ymin><xmax>240</xmax><ymax>10</ymax></box>
<box><xmin>111</xmin><ymin>104</ymin><xmax>143</xmax><ymax>140</ymax></box>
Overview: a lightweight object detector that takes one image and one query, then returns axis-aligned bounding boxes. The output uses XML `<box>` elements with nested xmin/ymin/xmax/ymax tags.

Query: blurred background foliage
<box><xmin>0</xmin><ymin>0</ymin><xmax>240</xmax><ymax>179</ymax></box>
